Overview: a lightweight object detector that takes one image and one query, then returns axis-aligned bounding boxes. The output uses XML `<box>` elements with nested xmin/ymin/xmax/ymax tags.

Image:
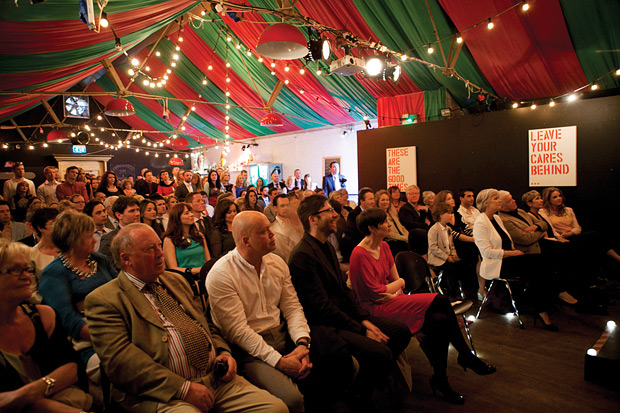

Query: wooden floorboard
<box><xmin>338</xmin><ymin>288</ymin><xmax>620</xmax><ymax>412</ymax></box>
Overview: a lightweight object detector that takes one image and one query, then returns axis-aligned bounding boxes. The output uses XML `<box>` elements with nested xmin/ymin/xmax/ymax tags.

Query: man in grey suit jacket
<box><xmin>0</xmin><ymin>200</ymin><xmax>28</xmax><ymax>241</ymax></box>
<box><xmin>85</xmin><ymin>224</ymin><xmax>286</xmax><ymax>412</ymax></box>
<box><xmin>99</xmin><ymin>196</ymin><xmax>140</xmax><ymax>261</ymax></box>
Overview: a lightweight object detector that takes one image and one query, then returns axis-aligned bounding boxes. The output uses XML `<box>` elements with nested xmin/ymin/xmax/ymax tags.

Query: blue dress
<box><xmin>39</xmin><ymin>252</ymin><xmax>118</xmax><ymax>363</ymax></box>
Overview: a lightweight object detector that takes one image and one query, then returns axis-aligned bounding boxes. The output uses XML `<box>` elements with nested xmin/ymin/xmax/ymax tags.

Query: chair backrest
<box><xmin>395</xmin><ymin>251</ymin><xmax>431</xmax><ymax>294</ymax></box>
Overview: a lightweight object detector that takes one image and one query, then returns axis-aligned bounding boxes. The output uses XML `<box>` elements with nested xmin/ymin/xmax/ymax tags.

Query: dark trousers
<box><xmin>418</xmin><ymin>295</ymin><xmax>471</xmax><ymax>378</ymax></box>
<box><xmin>338</xmin><ymin>316</ymin><xmax>410</xmax><ymax>393</ymax></box>
<box><xmin>500</xmin><ymin>254</ymin><xmax>554</xmax><ymax>313</ymax></box>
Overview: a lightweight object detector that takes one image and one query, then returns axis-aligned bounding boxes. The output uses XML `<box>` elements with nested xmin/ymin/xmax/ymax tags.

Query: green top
<box><xmin>176</xmin><ymin>239</ymin><xmax>205</xmax><ymax>269</ymax></box>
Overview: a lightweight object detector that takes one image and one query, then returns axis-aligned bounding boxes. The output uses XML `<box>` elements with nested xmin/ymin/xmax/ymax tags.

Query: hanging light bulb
<box><xmin>226</xmin><ymin>62</ymin><xmax>231</xmax><ymax>68</ymax></box>
<box><xmin>616</xmin><ymin>68</ymin><xmax>620</xmax><ymax>76</ymax></box>
<box><xmin>155</xmin><ymin>51</ymin><xmax>161</xmax><ymax>57</ymax></box>
<box><xmin>167</xmin><ymin>69</ymin><xmax>172</xmax><ymax>74</ymax></box>
<box><xmin>247</xmin><ymin>51</ymin><xmax>252</xmax><ymax>56</ymax></box>
<box><xmin>225</xmin><ymin>91</ymin><xmax>230</xmax><ymax>96</ymax></box>
<box><xmin>487</xmin><ymin>19</ymin><xmax>494</xmax><ymax>30</ymax></box>
<box><xmin>208</xmin><ymin>65</ymin><xmax>213</xmax><ymax>71</ymax></box>
<box><xmin>173</xmin><ymin>53</ymin><xmax>179</xmax><ymax>60</ymax></box>
<box><xmin>456</xmin><ymin>34</ymin><xmax>463</xmax><ymax>44</ymax></box>
<box><xmin>427</xmin><ymin>44</ymin><xmax>434</xmax><ymax>54</ymax></box>
<box><xmin>549</xmin><ymin>100</ymin><xmax>556</xmax><ymax>107</ymax></box>
<box><xmin>530</xmin><ymin>103</ymin><xmax>537</xmax><ymax>110</ymax></box>
<box><xmin>285</xmin><ymin>65</ymin><xmax>290</xmax><ymax>72</ymax></box>
<box><xmin>299</xmin><ymin>68</ymin><xmax>305</xmax><ymax>75</ymax></box>
<box><xmin>591</xmin><ymin>84</ymin><xmax>599</xmax><ymax>91</ymax></box>
<box><xmin>178</xmin><ymin>36</ymin><xmax>184</xmax><ymax>42</ymax></box>
<box><xmin>127</xmin><ymin>69</ymin><xmax>135</xmax><ymax>76</ymax></box>
<box><xmin>145</xmin><ymin>66</ymin><xmax>150</xmax><ymax>72</ymax></box>
<box><xmin>401</xmin><ymin>54</ymin><xmax>407</xmax><ymax>61</ymax></box>
<box><xmin>258</xmin><ymin>57</ymin><xmax>263</xmax><ymax>63</ymax></box>
<box><xmin>131</xmin><ymin>58</ymin><xmax>140</xmax><ymax>66</ymax></box>
<box><xmin>142</xmin><ymin>79</ymin><xmax>149</xmax><ymax>86</ymax></box>
<box><xmin>522</xmin><ymin>1</ymin><xmax>529</xmax><ymax>11</ymax></box>
<box><xmin>171</xmin><ymin>62</ymin><xmax>177</xmax><ymax>67</ymax></box>
<box><xmin>175</xmin><ymin>45</ymin><xmax>180</xmax><ymax>51</ymax></box>
<box><xmin>512</xmin><ymin>102</ymin><xmax>519</xmax><ymax>108</ymax></box>
<box><xmin>316</xmin><ymin>69</ymin><xmax>322</xmax><ymax>75</ymax></box>
<box><xmin>236</xmin><ymin>44</ymin><xmax>241</xmax><ymax>50</ymax></box>
<box><xmin>567</xmin><ymin>94</ymin><xmax>577</xmax><ymax>102</ymax></box>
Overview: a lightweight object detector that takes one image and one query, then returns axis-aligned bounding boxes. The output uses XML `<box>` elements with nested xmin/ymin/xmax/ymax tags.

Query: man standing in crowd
<box><xmin>84</xmin><ymin>200</ymin><xmax>111</xmax><ymax>252</ymax></box>
<box><xmin>289</xmin><ymin>195</ymin><xmax>410</xmax><ymax>408</ymax></box>
<box><xmin>175</xmin><ymin>170</ymin><xmax>196</xmax><ymax>200</ymax></box>
<box><xmin>270</xmin><ymin>193</ymin><xmax>303</xmax><ymax>262</ymax></box>
<box><xmin>36</xmin><ymin>166</ymin><xmax>59</xmax><ymax>204</ymax></box>
<box><xmin>293</xmin><ymin>169</ymin><xmax>303</xmax><ymax>190</ymax></box>
<box><xmin>3</xmin><ymin>162</ymin><xmax>35</xmax><ymax>200</ymax></box>
<box><xmin>322</xmin><ymin>161</ymin><xmax>346</xmax><ymax>197</ymax></box>
<box><xmin>268</xmin><ymin>171</ymin><xmax>287</xmax><ymax>194</ymax></box>
<box><xmin>457</xmin><ymin>188</ymin><xmax>480</xmax><ymax>233</ymax></box>
<box><xmin>85</xmin><ymin>224</ymin><xmax>286</xmax><ymax>412</ymax></box>
<box><xmin>56</xmin><ymin>166</ymin><xmax>89</xmax><ymax>201</ymax></box>
<box><xmin>135</xmin><ymin>169</ymin><xmax>159</xmax><ymax>197</ymax></box>
<box><xmin>0</xmin><ymin>200</ymin><xmax>28</xmax><ymax>241</ymax></box>
<box><xmin>99</xmin><ymin>196</ymin><xmax>140</xmax><ymax>259</ymax></box>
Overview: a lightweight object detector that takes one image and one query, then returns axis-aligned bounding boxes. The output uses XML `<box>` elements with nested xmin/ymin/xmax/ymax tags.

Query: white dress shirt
<box><xmin>457</xmin><ymin>204</ymin><xmax>481</xmax><ymax>232</ymax></box>
<box><xmin>37</xmin><ymin>181</ymin><xmax>59</xmax><ymax>204</ymax></box>
<box><xmin>270</xmin><ymin>216</ymin><xmax>303</xmax><ymax>262</ymax></box>
<box><xmin>94</xmin><ymin>227</ymin><xmax>112</xmax><ymax>252</ymax></box>
<box><xmin>206</xmin><ymin>249</ymin><xmax>310</xmax><ymax>367</ymax></box>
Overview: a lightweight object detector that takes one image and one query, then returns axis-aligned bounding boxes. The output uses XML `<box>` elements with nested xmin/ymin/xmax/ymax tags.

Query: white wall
<box><xmin>196</xmin><ymin>121</ymin><xmax>371</xmax><ymax>197</ymax></box>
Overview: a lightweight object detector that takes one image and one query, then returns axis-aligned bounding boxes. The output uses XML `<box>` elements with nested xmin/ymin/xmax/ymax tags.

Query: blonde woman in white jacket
<box><xmin>473</xmin><ymin>189</ymin><xmax>557</xmax><ymax>331</ymax></box>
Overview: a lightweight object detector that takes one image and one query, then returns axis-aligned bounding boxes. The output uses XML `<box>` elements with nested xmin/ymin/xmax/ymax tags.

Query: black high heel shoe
<box><xmin>534</xmin><ymin>314</ymin><xmax>559</xmax><ymax>332</ymax></box>
<box><xmin>457</xmin><ymin>352</ymin><xmax>497</xmax><ymax>375</ymax></box>
<box><xmin>429</xmin><ymin>375</ymin><xmax>464</xmax><ymax>405</ymax></box>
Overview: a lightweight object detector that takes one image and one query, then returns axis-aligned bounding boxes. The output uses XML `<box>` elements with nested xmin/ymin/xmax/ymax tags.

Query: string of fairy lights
<box><xmin>5</xmin><ymin>0</ymin><xmax>620</xmax><ymax>162</ymax></box>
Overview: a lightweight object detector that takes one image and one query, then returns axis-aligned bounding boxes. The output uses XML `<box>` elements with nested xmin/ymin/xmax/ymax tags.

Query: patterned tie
<box><xmin>148</xmin><ymin>283</ymin><xmax>212</xmax><ymax>371</ymax></box>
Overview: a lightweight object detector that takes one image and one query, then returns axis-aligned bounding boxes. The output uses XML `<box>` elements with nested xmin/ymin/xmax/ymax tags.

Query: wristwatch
<box><xmin>297</xmin><ymin>340</ymin><xmax>311</xmax><ymax>350</ymax></box>
<box><xmin>41</xmin><ymin>376</ymin><xmax>55</xmax><ymax>396</ymax></box>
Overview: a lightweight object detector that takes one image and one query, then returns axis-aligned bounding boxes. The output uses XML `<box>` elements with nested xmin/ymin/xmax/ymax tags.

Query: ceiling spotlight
<box><xmin>307</xmin><ymin>37</ymin><xmax>331</xmax><ymax>61</ymax></box>
<box><xmin>364</xmin><ymin>55</ymin><xmax>385</xmax><ymax>77</ymax></box>
<box><xmin>383</xmin><ymin>63</ymin><xmax>401</xmax><ymax>82</ymax></box>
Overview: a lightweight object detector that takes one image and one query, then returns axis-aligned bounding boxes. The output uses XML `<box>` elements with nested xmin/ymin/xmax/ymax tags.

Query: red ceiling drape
<box><xmin>377</xmin><ymin>93</ymin><xmax>425</xmax><ymax>127</ymax></box>
<box><xmin>438</xmin><ymin>0</ymin><xmax>587</xmax><ymax>99</ymax></box>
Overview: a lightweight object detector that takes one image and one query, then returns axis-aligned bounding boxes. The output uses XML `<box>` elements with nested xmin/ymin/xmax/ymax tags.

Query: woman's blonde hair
<box><xmin>51</xmin><ymin>210</ymin><xmax>95</xmax><ymax>253</ymax></box>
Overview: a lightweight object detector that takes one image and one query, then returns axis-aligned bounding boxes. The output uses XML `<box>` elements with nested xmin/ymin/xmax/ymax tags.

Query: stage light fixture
<box><xmin>364</xmin><ymin>55</ymin><xmax>385</xmax><ymax>77</ymax></box>
<box><xmin>383</xmin><ymin>63</ymin><xmax>401</xmax><ymax>82</ymax></box>
<box><xmin>307</xmin><ymin>38</ymin><xmax>331</xmax><ymax>61</ymax></box>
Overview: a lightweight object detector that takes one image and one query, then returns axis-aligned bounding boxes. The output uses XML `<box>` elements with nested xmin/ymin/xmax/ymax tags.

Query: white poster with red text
<box><xmin>386</xmin><ymin>146</ymin><xmax>417</xmax><ymax>191</ymax></box>
<box><xmin>529</xmin><ymin>126</ymin><xmax>576</xmax><ymax>187</ymax></box>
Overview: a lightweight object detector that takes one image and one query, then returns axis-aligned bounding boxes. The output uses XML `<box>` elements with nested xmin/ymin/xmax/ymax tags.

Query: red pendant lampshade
<box><xmin>171</xmin><ymin>137</ymin><xmax>189</xmax><ymax>146</ymax></box>
<box><xmin>47</xmin><ymin>129</ymin><xmax>68</xmax><ymax>142</ymax></box>
<box><xmin>260</xmin><ymin>113</ymin><xmax>283</xmax><ymax>127</ymax></box>
<box><xmin>104</xmin><ymin>98</ymin><xmax>135</xmax><ymax>116</ymax></box>
<box><xmin>256</xmin><ymin>23</ymin><xmax>309</xmax><ymax>60</ymax></box>
<box><xmin>169</xmin><ymin>157</ymin><xmax>184</xmax><ymax>166</ymax></box>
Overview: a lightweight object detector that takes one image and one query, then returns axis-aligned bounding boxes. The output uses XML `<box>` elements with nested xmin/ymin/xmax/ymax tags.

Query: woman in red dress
<box><xmin>349</xmin><ymin>208</ymin><xmax>496</xmax><ymax>405</ymax></box>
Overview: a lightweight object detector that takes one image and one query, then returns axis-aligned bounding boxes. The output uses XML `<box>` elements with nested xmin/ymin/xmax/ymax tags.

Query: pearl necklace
<box><xmin>59</xmin><ymin>253</ymin><xmax>98</xmax><ymax>280</ymax></box>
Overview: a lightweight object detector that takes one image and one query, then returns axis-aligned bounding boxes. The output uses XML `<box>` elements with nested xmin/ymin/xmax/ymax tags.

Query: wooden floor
<box><xmin>346</xmin><ymin>287</ymin><xmax>620</xmax><ymax>412</ymax></box>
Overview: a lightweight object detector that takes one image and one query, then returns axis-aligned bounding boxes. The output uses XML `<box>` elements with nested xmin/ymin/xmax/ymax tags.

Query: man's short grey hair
<box><xmin>498</xmin><ymin>190</ymin><xmax>510</xmax><ymax>199</ymax></box>
<box><xmin>406</xmin><ymin>185</ymin><xmax>420</xmax><ymax>193</ymax></box>
<box><xmin>476</xmin><ymin>188</ymin><xmax>499</xmax><ymax>212</ymax></box>
<box><xmin>110</xmin><ymin>223</ymin><xmax>152</xmax><ymax>269</ymax></box>
<box><xmin>104</xmin><ymin>196</ymin><xmax>118</xmax><ymax>208</ymax></box>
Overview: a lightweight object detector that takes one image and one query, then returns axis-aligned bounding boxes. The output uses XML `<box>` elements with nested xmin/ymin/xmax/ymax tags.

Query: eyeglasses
<box><xmin>1</xmin><ymin>266</ymin><xmax>36</xmax><ymax>277</ymax></box>
<box><xmin>312</xmin><ymin>207</ymin><xmax>335</xmax><ymax>216</ymax></box>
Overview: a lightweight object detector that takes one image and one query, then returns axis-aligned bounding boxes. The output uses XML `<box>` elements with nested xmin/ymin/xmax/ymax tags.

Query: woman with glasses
<box><xmin>0</xmin><ymin>239</ymin><xmax>93</xmax><ymax>412</ymax></box>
